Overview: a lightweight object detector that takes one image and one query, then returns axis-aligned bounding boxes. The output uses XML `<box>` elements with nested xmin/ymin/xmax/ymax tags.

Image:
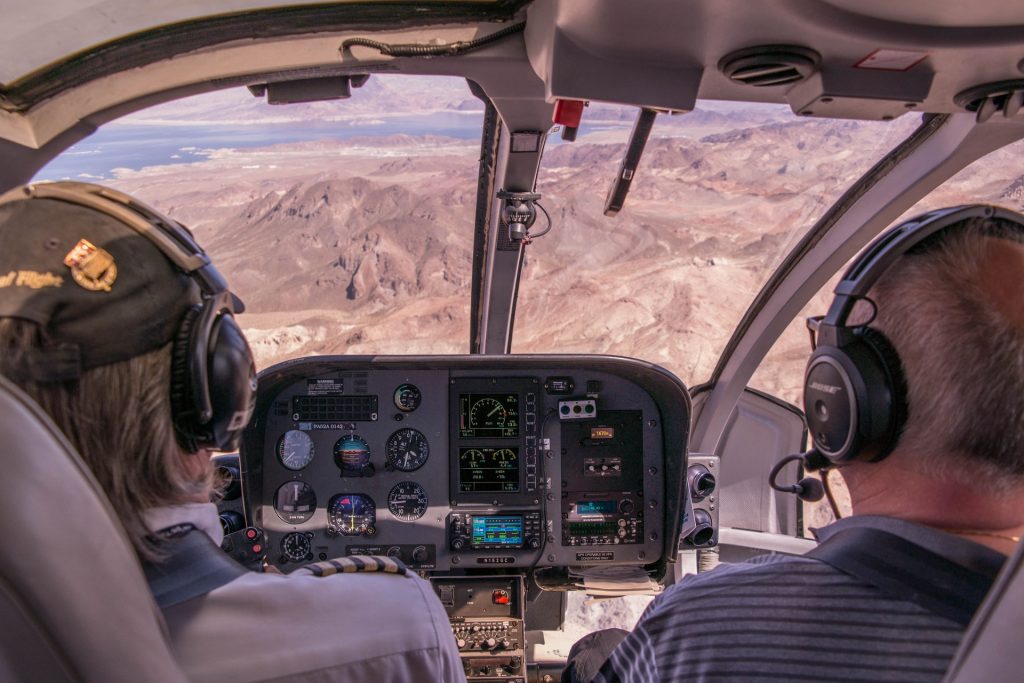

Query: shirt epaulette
<box><xmin>293</xmin><ymin>555</ymin><xmax>408</xmax><ymax>577</ymax></box>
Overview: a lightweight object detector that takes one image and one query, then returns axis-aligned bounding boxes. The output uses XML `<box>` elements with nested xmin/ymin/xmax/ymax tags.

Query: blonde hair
<box><xmin>868</xmin><ymin>217</ymin><xmax>1024</xmax><ymax>490</ymax></box>
<box><xmin>0</xmin><ymin>318</ymin><xmax>215</xmax><ymax>559</ymax></box>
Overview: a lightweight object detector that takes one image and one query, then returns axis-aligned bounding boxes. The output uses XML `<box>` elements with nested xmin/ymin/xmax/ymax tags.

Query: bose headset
<box><xmin>1</xmin><ymin>181</ymin><xmax>256</xmax><ymax>453</ymax></box>
<box><xmin>771</xmin><ymin>204</ymin><xmax>1024</xmax><ymax>500</ymax></box>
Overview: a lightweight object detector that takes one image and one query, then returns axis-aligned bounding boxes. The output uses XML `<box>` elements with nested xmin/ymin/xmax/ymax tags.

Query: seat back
<box><xmin>943</xmin><ymin>538</ymin><xmax>1024</xmax><ymax>682</ymax></box>
<box><xmin>0</xmin><ymin>375</ymin><xmax>186</xmax><ymax>682</ymax></box>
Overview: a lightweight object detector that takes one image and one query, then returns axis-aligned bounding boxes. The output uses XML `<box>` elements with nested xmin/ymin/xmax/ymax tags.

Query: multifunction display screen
<box><xmin>458</xmin><ymin>393</ymin><xmax>520</xmax><ymax>438</ymax></box>
<box><xmin>459</xmin><ymin>447</ymin><xmax>520</xmax><ymax>492</ymax></box>
<box><xmin>470</xmin><ymin>516</ymin><xmax>524</xmax><ymax>548</ymax></box>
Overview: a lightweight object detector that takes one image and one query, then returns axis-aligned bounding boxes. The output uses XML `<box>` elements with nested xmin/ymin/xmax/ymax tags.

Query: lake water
<box><xmin>36</xmin><ymin>112</ymin><xmax>484</xmax><ymax>181</ymax></box>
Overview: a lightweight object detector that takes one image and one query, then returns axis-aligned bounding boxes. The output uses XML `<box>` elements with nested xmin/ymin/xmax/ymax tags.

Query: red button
<box><xmin>252</xmin><ymin>544</ymin><xmax>262</xmax><ymax>554</ymax></box>
<box><xmin>246</xmin><ymin>529</ymin><xmax>257</xmax><ymax>540</ymax></box>
<box><xmin>492</xmin><ymin>590</ymin><xmax>510</xmax><ymax>605</ymax></box>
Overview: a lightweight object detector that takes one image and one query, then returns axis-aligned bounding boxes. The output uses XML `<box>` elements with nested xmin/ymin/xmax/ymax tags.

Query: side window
<box><xmin>748</xmin><ymin>137</ymin><xmax>1024</xmax><ymax>531</ymax></box>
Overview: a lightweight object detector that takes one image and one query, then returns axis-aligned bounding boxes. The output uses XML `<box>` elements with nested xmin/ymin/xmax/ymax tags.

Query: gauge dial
<box><xmin>281</xmin><ymin>532</ymin><xmax>312</xmax><ymax>563</ymax></box>
<box><xmin>460</xmin><ymin>448</ymin><xmax>485</xmax><ymax>466</ymax></box>
<box><xmin>387</xmin><ymin>481</ymin><xmax>428</xmax><ymax>522</ymax></box>
<box><xmin>394</xmin><ymin>383</ymin><xmax>422</xmax><ymax>412</ymax></box>
<box><xmin>327</xmin><ymin>494</ymin><xmax>376</xmax><ymax>536</ymax></box>
<box><xmin>470</xmin><ymin>397</ymin><xmax>508</xmax><ymax>430</ymax></box>
<box><xmin>274</xmin><ymin>481</ymin><xmax>317</xmax><ymax>524</ymax></box>
<box><xmin>385</xmin><ymin>429</ymin><xmax>430</xmax><ymax>472</ymax></box>
<box><xmin>493</xmin><ymin>448</ymin><xmax>516</xmax><ymax>463</ymax></box>
<box><xmin>277</xmin><ymin>430</ymin><xmax>315</xmax><ymax>471</ymax></box>
<box><xmin>334</xmin><ymin>435</ymin><xmax>371</xmax><ymax>473</ymax></box>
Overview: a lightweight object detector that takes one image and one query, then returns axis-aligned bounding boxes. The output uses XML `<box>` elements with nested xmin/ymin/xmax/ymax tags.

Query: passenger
<box><xmin>565</xmin><ymin>207</ymin><xmax>1024</xmax><ymax>682</ymax></box>
<box><xmin>0</xmin><ymin>182</ymin><xmax>465</xmax><ymax>683</ymax></box>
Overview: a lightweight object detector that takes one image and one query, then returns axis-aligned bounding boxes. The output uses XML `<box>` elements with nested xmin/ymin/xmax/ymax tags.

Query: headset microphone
<box><xmin>769</xmin><ymin>451</ymin><xmax>826</xmax><ymax>502</ymax></box>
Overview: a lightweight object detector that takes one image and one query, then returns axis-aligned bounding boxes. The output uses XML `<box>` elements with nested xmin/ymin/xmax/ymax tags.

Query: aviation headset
<box><xmin>803</xmin><ymin>203</ymin><xmax>1024</xmax><ymax>467</ymax></box>
<box><xmin>0</xmin><ymin>182</ymin><xmax>256</xmax><ymax>452</ymax></box>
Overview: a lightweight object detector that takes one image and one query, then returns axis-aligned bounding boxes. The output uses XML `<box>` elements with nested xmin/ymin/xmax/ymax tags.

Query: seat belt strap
<box><xmin>807</xmin><ymin>526</ymin><xmax>997</xmax><ymax>626</ymax></box>
<box><xmin>143</xmin><ymin>526</ymin><xmax>249</xmax><ymax>610</ymax></box>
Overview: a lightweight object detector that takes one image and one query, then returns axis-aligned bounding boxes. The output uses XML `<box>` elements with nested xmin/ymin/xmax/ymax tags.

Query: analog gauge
<box><xmin>327</xmin><ymin>494</ymin><xmax>376</xmax><ymax>536</ymax></box>
<box><xmin>460</xmin><ymin>448</ymin><xmax>485</xmax><ymax>466</ymax></box>
<box><xmin>274</xmin><ymin>481</ymin><xmax>317</xmax><ymax>524</ymax></box>
<box><xmin>281</xmin><ymin>532</ymin><xmax>312</xmax><ymax>563</ymax></box>
<box><xmin>470</xmin><ymin>397</ymin><xmax>508</xmax><ymax>430</ymax></box>
<box><xmin>493</xmin><ymin>448</ymin><xmax>517</xmax><ymax>463</ymax></box>
<box><xmin>334</xmin><ymin>435</ymin><xmax>372</xmax><ymax>474</ymax></box>
<box><xmin>394</xmin><ymin>383</ymin><xmax>422</xmax><ymax>412</ymax></box>
<box><xmin>385</xmin><ymin>429</ymin><xmax>430</xmax><ymax>472</ymax></box>
<box><xmin>387</xmin><ymin>481</ymin><xmax>428</xmax><ymax>522</ymax></box>
<box><xmin>277</xmin><ymin>430</ymin><xmax>315</xmax><ymax>471</ymax></box>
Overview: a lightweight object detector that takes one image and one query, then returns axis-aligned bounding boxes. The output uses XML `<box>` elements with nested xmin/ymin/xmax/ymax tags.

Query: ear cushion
<box><xmin>857</xmin><ymin>327</ymin><xmax>909</xmax><ymax>459</ymax></box>
<box><xmin>205</xmin><ymin>314</ymin><xmax>256</xmax><ymax>452</ymax></box>
<box><xmin>804</xmin><ymin>327</ymin><xmax>907</xmax><ymax>465</ymax></box>
<box><xmin>170</xmin><ymin>305</ymin><xmax>202</xmax><ymax>453</ymax></box>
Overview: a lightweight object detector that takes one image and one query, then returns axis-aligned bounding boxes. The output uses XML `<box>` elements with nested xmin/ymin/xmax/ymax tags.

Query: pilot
<box><xmin>564</xmin><ymin>206</ymin><xmax>1024</xmax><ymax>682</ymax></box>
<box><xmin>0</xmin><ymin>182</ymin><xmax>465</xmax><ymax>683</ymax></box>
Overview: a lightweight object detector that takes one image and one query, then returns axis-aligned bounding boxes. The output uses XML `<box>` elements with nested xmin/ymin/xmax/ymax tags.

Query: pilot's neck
<box><xmin>840</xmin><ymin>454</ymin><xmax>1024</xmax><ymax>556</ymax></box>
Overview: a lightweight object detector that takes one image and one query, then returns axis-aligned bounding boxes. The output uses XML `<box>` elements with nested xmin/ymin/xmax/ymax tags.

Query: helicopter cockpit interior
<box><xmin>3</xmin><ymin>1</ymin><xmax>1024</xmax><ymax>681</ymax></box>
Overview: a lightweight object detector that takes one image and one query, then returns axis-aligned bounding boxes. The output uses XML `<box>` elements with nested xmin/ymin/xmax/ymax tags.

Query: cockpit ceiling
<box><xmin>0</xmin><ymin>1</ymin><xmax>528</xmax><ymax>109</ymax></box>
<box><xmin>3</xmin><ymin>0</ymin><xmax>1024</xmax><ymax>147</ymax></box>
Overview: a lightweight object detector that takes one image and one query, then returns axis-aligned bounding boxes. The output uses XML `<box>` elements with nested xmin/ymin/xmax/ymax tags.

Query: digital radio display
<box><xmin>459</xmin><ymin>447</ymin><xmax>520</xmax><ymax>492</ymax></box>
<box><xmin>458</xmin><ymin>393</ymin><xmax>520</xmax><ymax>438</ymax></box>
<box><xmin>471</xmin><ymin>516</ymin><xmax>524</xmax><ymax>548</ymax></box>
<box><xmin>575</xmin><ymin>500</ymin><xmax>617</xmax><ymax>515</ymax></box>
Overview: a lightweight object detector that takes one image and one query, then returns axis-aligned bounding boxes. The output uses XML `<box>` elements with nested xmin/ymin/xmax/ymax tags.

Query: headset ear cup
<box><xmin>206</xmin><ymin>314</ymin><xmax>257</xmax><ymax>452</ymax></box>
<box><xmin>170</xmin><ymin>305</ymin><xmax>202</xmax><ymax>452</ymax></box>
<box><xmin>859</xmin><ymin>327</ymin><xmax>909</xmax><ymax>458</ymax></box>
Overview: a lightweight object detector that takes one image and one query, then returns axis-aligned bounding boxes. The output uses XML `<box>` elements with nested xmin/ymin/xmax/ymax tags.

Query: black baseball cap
<box><xmin>0</xmin><ymin>183</ymin><xmax>204</xmax><ymax>380</ymax></box>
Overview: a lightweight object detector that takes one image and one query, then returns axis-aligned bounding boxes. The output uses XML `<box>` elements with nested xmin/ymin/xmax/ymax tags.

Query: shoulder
<box><xmin>635</xmin><ymin>553</ymin><xmax>839</xmax><ymax>627</ymax></box>
<box><xmin>166</xmin><ymin>566</ymin><xmax>463</xmax><ymax>683</ymax></box>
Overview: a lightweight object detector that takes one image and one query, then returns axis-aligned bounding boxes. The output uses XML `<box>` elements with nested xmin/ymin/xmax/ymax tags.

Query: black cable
<box><xmin>341</xmin><ymin>22</ymin><xmax>525</xmax><ymax>58</ymax></box>
<box><xmin>528</xmin><ymin>201</ymin><xmax>552</xmax><ymax>239</ymax></box>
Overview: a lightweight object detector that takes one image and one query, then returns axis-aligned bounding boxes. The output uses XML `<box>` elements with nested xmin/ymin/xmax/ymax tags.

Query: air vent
<box><xmin>954</xmin><ymin>80</ymin><xmax>1024</xmax><ymax>123</ymax></box>
<box><xmin>719</xmin><ymin>46</ymin><xmax>820</xmax><ymax>88</ymax></box>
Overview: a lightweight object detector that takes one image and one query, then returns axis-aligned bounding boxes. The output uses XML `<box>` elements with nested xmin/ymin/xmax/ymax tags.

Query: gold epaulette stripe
<box><xmin>293</xmin><ymin>554</ymin><xmax>408</xmax><ymax>577</ymax></box>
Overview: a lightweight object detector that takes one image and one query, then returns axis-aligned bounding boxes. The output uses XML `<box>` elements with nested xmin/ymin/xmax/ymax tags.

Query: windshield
<box><xmin>38</xmin><ymin>76</ymin><xmax>484</xmax><ymax>369</ymax></box>
<box><xmin>751</xmin><ymin>136</ymin><xmax>1024</xmax><ymax>408</ymax></box>
<box><xmin>40</xmin><ymin>84</ymin><xmax>920</xmax><ymax>388</ymax></box>
<box><xmin>514</xmin><ymin>102</ymin><xmax>919</xmax><ymax>388</ymax></box>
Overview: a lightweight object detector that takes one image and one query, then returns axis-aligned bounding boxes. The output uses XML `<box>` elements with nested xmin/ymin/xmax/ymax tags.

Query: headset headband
<box><xmin>817</xmin><ymin>204</ymin><xmax>1020</xmax><ymax>344</ymax></box>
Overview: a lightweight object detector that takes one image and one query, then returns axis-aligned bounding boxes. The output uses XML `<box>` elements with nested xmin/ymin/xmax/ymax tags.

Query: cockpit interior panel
<box><xmin>240</xmin><ymin>355</ymin><xmax>691</xmax><ymax>578</ymax></box>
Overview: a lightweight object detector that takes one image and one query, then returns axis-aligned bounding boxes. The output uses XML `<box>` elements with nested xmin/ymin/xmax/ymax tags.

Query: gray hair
<box><xmin>0</xmin><ymin>318</ymin><xmax>215</xmax><ymax>559</ymax></box>
<box><xmin>867</xmin><ymin>216</ymin><xmax>1024</xmax><ymax>491</ymax></box>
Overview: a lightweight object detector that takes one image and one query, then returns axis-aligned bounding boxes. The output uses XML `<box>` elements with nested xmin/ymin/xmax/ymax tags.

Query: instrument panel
<box><xmin>239</xmin><ymin>355</ymin><xmax>691</xmax><ymax>575</ymax></box>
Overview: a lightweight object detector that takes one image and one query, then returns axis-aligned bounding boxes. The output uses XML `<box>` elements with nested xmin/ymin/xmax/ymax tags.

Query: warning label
<box><xmin>307</xmin><ymin>379</ymin><xmax>343</xmax><ymax>396</ymax></box>
<box><xmin>576</xmin><ymin>551</ymin><xmax>615</xmax><ymax>562</ymax></box>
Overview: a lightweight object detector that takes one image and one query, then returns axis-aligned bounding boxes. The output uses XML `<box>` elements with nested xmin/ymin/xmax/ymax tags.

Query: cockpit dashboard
<box><xmin>238</xmin><ymin>355</ymin><xmax>691</xmax><ymax>579</ymax></box>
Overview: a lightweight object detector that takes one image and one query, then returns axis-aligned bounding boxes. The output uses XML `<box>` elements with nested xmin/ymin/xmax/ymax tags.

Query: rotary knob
<box><xmin>482</xmin><ymin>638</ymin><xmax>497</xmax><ymax>650</ymax></box>
<box><xmin>451</xmin><ymin>538</ymin><xmax>465</xmax><ymax>551</ymax></box>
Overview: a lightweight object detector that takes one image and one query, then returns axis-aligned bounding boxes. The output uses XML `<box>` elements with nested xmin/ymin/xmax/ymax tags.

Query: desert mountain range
<box><xmin>106</xmin><ymin>102</ymin><xmax>1024</xmax><ymax>410</ymax></box>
